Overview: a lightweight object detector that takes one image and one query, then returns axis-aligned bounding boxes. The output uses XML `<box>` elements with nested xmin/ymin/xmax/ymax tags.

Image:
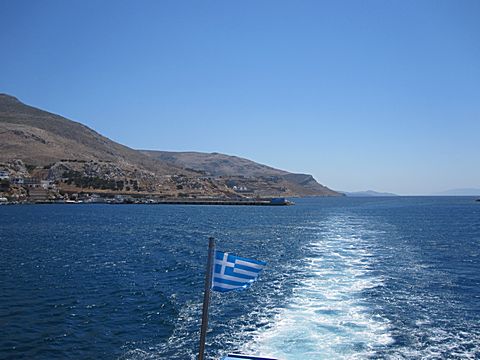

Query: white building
<box><xmin>0</xmin><ymin>171</ymin><xmax>9</xmax><ymax>180</ymax></box>
<box><xmin>41</xmin><ymin>180</ymin><xmax>55</xmax><ymax>190</ymax></box>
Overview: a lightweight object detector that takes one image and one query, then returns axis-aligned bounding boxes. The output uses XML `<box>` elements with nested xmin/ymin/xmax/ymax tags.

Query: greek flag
<box><xmin>212</xmin><ymin>251</ymin><xmax>266</xmax><ymax>292</ymax></box>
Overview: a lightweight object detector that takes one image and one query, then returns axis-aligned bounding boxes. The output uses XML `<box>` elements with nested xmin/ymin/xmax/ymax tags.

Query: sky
<box><xmin>1</xmin><ymin>0</ymin><xmax>479</xmax><ymax>195</ymax></box>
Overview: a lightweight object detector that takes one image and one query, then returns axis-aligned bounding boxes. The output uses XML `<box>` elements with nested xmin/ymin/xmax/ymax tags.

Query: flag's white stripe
<box><xmin>235</xmin><ymin>259</ymin><xmax>264</xmax><ymax>269</ymax></box>
<box><xmin>213</xmin><ymin>282</ymin><xmax>245</xmax><ymax>289</ymax></box>
<box><xmin>215</xmin><ymin>273</ymin><xmax>255</xmax><ymax>283</ymax></box>
<box><xmin>215</xmin><ymin>258</ymin><xmax>264</xmax><ymax>270</ymax></box>
<box><xmin>233</xmin><ymin>268</ymin><xmax>260</xmax><ymax>277</ymax></box>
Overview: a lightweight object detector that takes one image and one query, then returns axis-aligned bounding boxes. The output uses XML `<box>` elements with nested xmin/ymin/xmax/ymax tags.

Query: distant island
<box><xmin>342</xmin><ymin>190</ymin><xmax>399</xmax><ymax>197</ymax></box>
<box><xmin>0</xmin><ymin>94</ymin><xmax>341</xmax><ymax>204</ymax></box>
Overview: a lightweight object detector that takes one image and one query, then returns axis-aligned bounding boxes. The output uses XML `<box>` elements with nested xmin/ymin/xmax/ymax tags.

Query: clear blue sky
<box><xmin>1</xmin><ymin>0</ymin><xmax>479</xmax><ymax>195</ymax></box>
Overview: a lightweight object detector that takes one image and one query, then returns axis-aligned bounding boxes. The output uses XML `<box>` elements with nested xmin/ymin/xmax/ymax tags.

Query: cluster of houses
<box><xmin>0</xmin><ymin>170</ymin><xmax>59</xmax><ymax>204</ymax></box>
<box><xmin>0</xmin><ymin>170</ymin><xmax>56</xmax><ymax>190</ymax></box>
<box><xmin>232</xmin><ymin>185</ymin><xmax>250</xmax><ymax>193</ymax></box>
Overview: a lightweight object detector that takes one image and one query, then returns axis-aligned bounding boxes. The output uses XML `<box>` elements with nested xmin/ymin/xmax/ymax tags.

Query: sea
<box><xmin>1</xmin><ymin>197</ymin><xmax>479</xmax><ymax>359</ymax></box>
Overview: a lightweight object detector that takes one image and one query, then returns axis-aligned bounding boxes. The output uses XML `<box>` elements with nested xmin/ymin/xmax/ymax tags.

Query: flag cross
<box><xmin>217</xmin><ymin>252</ymin><xmax>231</xmax><ymax>277</ymax></box>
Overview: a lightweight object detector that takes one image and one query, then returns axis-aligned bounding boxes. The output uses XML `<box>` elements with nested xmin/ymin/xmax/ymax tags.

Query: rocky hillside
<box><xmin>0</xmin><ymin>94</ymin><xmax>184</xmax><ymax>175</ymax></box>
<box><xmin>143</xmin><ymin>151</ymin><xmax>288</xmax><ymax>177</ymax></box>
<box><xmin>142</xmin><ymin>151</ymin><xmax>340</xmax><ymax>196</ymax></box>
<box><xmin>0</xmin><ymin>93</ymin><xmax>340</xmax><ymax>197</ymax></box>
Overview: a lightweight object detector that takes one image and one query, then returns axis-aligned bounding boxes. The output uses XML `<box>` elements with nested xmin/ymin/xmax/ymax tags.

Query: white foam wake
<box><xmin>242</xmin><ymin>215</ymin><xmax>393</xmax><ymax>359</ymax></box>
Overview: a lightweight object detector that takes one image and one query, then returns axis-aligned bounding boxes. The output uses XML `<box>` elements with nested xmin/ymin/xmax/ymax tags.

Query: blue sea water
<box><xmin>0</xmin><ymin>197</ymin><xmax>479</xmax><ymax>359</ymax></box>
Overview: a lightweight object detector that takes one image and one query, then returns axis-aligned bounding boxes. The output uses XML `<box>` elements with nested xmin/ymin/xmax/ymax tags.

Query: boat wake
<box><xmin>243</xmin><ymin>215</ymin><xmax>393</xmax><ymax>359</ymax></box>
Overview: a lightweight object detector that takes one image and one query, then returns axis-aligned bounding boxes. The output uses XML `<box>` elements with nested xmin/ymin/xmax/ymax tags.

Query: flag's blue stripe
<box><xmin>224</xmin><ymin>266</ymin><xmax>256</xmax><ymax>280</ymax></box>
<box><xmin>212</xmin><ymin>286</ymin><xmax>237</xmax><ymax>292</ymax></box>
<box><xmin>234</xmin><ymin>263</ymin><xmax>263</xmax><ymax>273</ymax></box>
<box><xmin>215</xmin><ymin>251</ymin><xmax>266</xmax><ymax>266</ymax></box>
<box><xmin>213</xmin><ymin>277</ymin><xmax>252</xmax><ymax>287</ymax></box>
<box><xmin>232</xmin><ymin>255</ymin><xmax>267</xmax><ymax>266</ymax></box>
<box><xmin>213</xmin><ymin>277</ymin><xmax>251</xmax><ymax>287</ymax></box>
<box><xmin>214</xmin><ymin>263</ymin><xmax>262</xmax><ymax>276</ymax></box>
<box><xmin>213</xmin><ymin>283</ymin><xmax>253</xmax><ymax>292</ymax></box>
<box><xmin>214</xmin><ymin>265</ymin><xmax>258</xmax><ymax>279</ymax></box>
<box><xmin>212</xmin><ymin>283</ymin><xmax>252</xmax><ymax>292</ymax></box>
<box><xmin>224</xmin><ymin>354</ymin><xmax>279</xmax><ymax>360</ymax></box>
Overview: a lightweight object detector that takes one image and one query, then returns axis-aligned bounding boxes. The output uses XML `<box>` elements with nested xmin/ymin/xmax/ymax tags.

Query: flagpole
<box><xmin>198</xmin><ymin>236</ymin><xmax>215</xmax><ymax>360</ymax></box>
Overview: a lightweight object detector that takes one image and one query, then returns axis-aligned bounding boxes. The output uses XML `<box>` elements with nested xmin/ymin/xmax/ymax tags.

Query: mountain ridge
<box><xmin>343</xmin><ymin>190</ymin><xmax>399</xmax><ymax>197</ymax></box>
<box><xmin>141</xmin><ymin>150</ymin><xmax>339</xmax><ymax>196</ymax></box>
<box><xmin>0</xmin><ymin>93</ymin><xmax>341</xmax><ymax>197</ymax></box>
<box><xmin>0</xmin><ymin>93</ymin><xmax>184</xmax><ymax>175</ymax></box>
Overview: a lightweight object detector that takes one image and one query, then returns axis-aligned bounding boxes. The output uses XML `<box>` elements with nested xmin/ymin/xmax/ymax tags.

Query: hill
<box><xmin>141</xmin><ymin>150</ymin><xmax>340</xmax><ymax>196</ymax></box>
<box><xmin>344</xmin><ymin>190</ymin><xmax>399</xmax><ymax>197</ymax></box>
<box><xmin>0</xmin><ymin>93</ymin><xmax>340</xmax><ymax>198</ymax></box>
<box><xmin>142</xmin><ymin>151</ymin><xmax>287</xmax><ymax>177</ymax></box>
<box><xmin>0</xmin><ymin>94</ymin><xmax>182</xmax><ymax>175</ymax></box>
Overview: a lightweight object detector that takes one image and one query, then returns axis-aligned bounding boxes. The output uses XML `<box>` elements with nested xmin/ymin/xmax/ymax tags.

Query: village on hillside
<box><xmin>0</xmin><ymin>159</ymin><xmax>297</xmax><ymax>205</ymax></box>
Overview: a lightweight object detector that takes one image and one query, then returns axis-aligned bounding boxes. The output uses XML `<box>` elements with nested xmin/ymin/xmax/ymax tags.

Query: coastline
<box><xmin>0</xmin><ymin>197</ymin><xmax>294</xmax><ymax>206</ymax></box>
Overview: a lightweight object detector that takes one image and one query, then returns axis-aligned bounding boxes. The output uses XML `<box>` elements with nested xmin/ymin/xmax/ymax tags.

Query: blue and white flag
<box><xmin>212</xmin><ymin>251</ymin><xmax>266</xmax><ymax>292</ymax></box>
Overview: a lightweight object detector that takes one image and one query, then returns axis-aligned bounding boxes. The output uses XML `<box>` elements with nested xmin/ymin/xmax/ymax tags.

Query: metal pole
<box><xmin>198</xmin><ymin>236</ymin><xmax>215</xmax><ymax>360</ymax></box>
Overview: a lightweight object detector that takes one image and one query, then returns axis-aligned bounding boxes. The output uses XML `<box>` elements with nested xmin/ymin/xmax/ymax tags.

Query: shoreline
<box><xmin>0</xmin><ymin>198</ymin><xmax>294</xmax><ymax>206</ymax></box>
